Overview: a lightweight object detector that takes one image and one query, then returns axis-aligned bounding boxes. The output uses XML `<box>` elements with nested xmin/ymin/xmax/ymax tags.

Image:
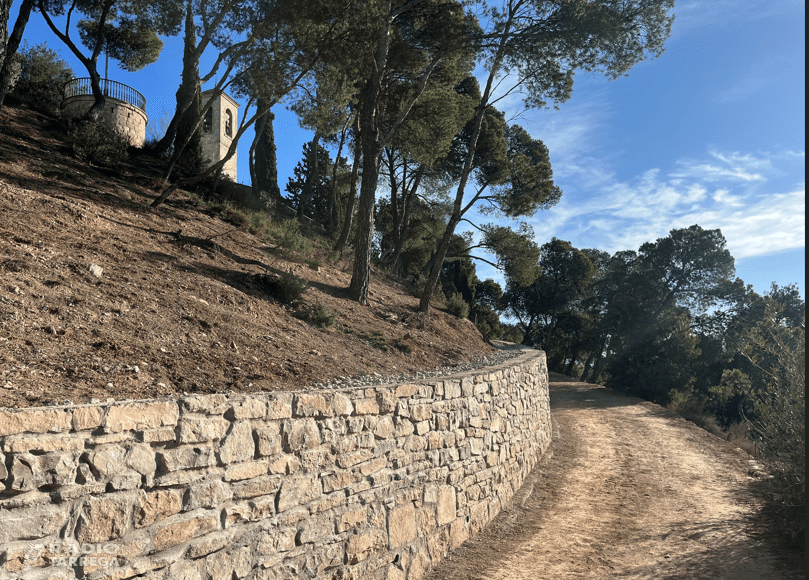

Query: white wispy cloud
<box><xmin>523</xmin><ymin>148</ymin><xmax>805</xmax><ymax>260</ymax></box>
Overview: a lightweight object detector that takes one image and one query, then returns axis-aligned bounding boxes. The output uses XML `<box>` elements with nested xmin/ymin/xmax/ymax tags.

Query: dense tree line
<box><xmin>499</xmin><ymin>225</ymin><xmax>804</xmax><ymax>523</ymax></box>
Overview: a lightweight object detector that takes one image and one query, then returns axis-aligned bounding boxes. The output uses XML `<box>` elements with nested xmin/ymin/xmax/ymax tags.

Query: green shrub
<box><xmin>255</xmin><ymin>271</ymin><xmax>308</xmax><ymax>304</ymax></box>
<box><xmin>392</xmin><ymin>338</ymin><xmax>412</xmax><ymax>353</ymax></box>
<box><xmin>310</xmin><ymin>303</ymin><xmax>337</xmax><ymax>328</ymax></box>
<box><xmin>67</xmin><ymin>118</ymin><xmax>130</xmax><ymax>168</ymax></box>
<box><xmin>444</xmin><ymin>291</ymin><xmax>470</xmax><ymax>319</ymax></box>
<box><xmin>11</xmin><ymin>42</ymin><xmax>74</xmax><ymax>115</ymax></box>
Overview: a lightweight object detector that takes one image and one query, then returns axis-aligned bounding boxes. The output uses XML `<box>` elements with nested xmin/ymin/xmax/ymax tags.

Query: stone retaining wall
<box><xmin>0</xmin><ymin>348</ymin><xmax>550</xmax><ymax>580</ymax></box>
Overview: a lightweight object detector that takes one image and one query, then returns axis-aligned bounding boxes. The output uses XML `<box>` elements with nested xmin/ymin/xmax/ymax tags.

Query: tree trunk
<box><xmin>580</xmin><ymin>350</ymin><xmax>597</xmax><ymax>382</ymax></box>
<box><xmin>348</xmin><ymin>2</ymin><xmax>391</xmax><ymax>304</ymax></box>
<box><xmin>327</xmin><ymin>122</ymin><xmax>348</xmax><ymax>234</ymax></box>
<box><xmin>390</xmin><ymin>165</ymin><xmax>423</xmax><ymax>274</ymax></box>
<box><xmin>333</xmin><ymin>115</ymin><xmax>361</xmax><ymax>254</ymax></box>
<box><xmin>0</xmin><ymin>0</ymin><xmax>34</xmax><ymax>110</ymax></box>
<box><xmin>348</xmin><ymin>88</ymin><xmax>383</xmax><ymax>303</ymax></box>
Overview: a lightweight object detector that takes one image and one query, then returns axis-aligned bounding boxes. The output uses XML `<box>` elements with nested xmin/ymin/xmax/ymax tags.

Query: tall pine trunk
<box><xmin>333</xmin><ymin>115</ymin><xmax>361</xmax><ymax>254</ymax></box>
<box><xmin>0</xmin><ymin>0</ymin><xmax>34</xmax><ymax>110</ymax></box>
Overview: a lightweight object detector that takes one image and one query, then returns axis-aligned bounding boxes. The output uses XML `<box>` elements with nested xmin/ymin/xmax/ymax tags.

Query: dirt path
<box><xmin>425</xmin><ymin>376</ymin><xmax>803</xmax><ymax>580</ymax></box>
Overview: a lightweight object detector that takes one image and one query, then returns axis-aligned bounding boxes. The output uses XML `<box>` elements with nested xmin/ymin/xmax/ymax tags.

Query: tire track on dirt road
<box><xmin>424</xmin><ymin>376</ymin><xmax>803</xmax><ymax>580</ymax></box>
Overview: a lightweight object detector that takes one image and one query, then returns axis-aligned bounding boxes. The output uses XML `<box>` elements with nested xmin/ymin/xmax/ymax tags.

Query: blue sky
<box><xmin>13</xmin><ymin>0</ymin><xmax>805</xmax><ymax>299</ymax></box>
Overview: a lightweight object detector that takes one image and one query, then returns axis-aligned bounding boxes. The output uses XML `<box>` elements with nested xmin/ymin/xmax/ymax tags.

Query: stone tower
<box><xmin>61</xmin><ymin>78</ymin><xmax>148</xmax><ymax>146</ymax></box>
<box><xmin>200</xmin><ymin>90</ymin><xmax>240</xmax><ymax>181</ymax></box>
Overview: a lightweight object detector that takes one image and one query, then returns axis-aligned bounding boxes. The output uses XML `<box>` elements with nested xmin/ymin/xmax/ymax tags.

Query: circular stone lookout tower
<box><xmin>61</xmin><ymin>78</ymin><xmax>148</xmax><ymax>147</ymax></box>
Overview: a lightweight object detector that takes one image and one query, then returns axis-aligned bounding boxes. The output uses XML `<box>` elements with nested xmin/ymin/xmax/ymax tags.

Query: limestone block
<box><xmin>395</xmin><ymin>384</ymin><xmax>419</xmax><ymax>398</ymax></box>
<box><xmin>276</xmin><ymin>474</ymin><xmax>322</xmax><ymax>512</ymax></box>
<box><xmin>297</xmin><ymin>518</ymin><xmax>333</xmax><ymax>544</ymax></box>
<box><xmin>158</xmin><ymin>445</ymin><xmax>217</xmax><ymax>472</ymax></box>
<box><xmin>443</xmin><ymin>381</ymin><xmax>461</xmax><ymax>400</ymax></box>
<box><xmin>224</xmin><ymin>460</ymin><xmax>268</xmax><ymax>481</ymax></box>
<box><xmin>375</xmin><ymin>390</ymin><xmax>396</xmax><ymax>413</ymax></box>
<box><xmin>293</xmin><ymin>394</ymin><xmax>333</xmax><ymax>418</ymax></box>
<box><xmin>346</xmin><ymin>528</ymin><xmax>387</xmax><ymax>564</ymax></box>
<box><xmin>427</xmin><ymin>431</ymin><xmax>443</xmax><ymax>450</ymax></box>
<box><xmin>0</xmin><ymin>409</ymin><xmax>72</xmax><ymax>436</ymax></box>
<box><xmin>388</xmin><ymin>503</ymin><xmax>416</xmax><ymax>548</ymax></box>
<box><xmin>353</xmin><ymin>398</ymin><xmax>379</xmax><ymax>415</ymax></box>
<box><xmin>232</xmin><ymin>474</ymin><xmax>281</xmax><ymax>499</ymax></box>
<box><xmin>126</xmin><ymin>443</ymin><xmax>157</xmax><ymax>476</ymax></box>
<box><xmin>267</xmin><ymin>453</ymin><xmax>301</xmax><ymax>475</ymax></box>
<box><xmin>186</xmin><ymin>479</ymin><xmax>233</xmax><ymax>510</ymax></box>
<box><xmin>218</xmin><ymin>421</ymin><xmax>255</xmax><ymax>464</ymax></box>
<box><xmin>337</xmin><ymin>507</ymin><xmax>367</xmax><ymax>532</ymax></box>
<box><xmin>136</xmin><ymin>489</ymin><xmax>183</xmax><ymax>528</ymax></box>
<box><xmin>449</xmin><ymin>516</ymin><xmax>469</xmax><ymax>549</ymax></box>
<box><xmin>336</xmin><ymin>449</ymin><xmax>373</xmax><ymax>469</ymax></box>
<box><xmin>468</xmin><ymin>438</ymin><xmax>484</xmax><ymax>456</ymax></box>
<box><xmin>2</xmin><ymin>434</ymin><xmax>85</xmax><ymax>453</ymax></box>
<box><xmin>186</xmin><ymin>530</ymin><xmax>235</xmax><ymax>558</ymax></box>
<box><xmin>178</xmin><ymin>415</ymin><xmax>230</xmax><ymax>443</ymax></box>
<box><xmin>266</xmin><ymin>394</ymin><xmax>293</xmax><ymax>419</ymax></box>
<box><xmin>150</xmin><ymin>511</ymin><xmax>220</xmax><ymax>552</ymax></box>
<box><xmin>76</xmin><ymin>491</ymin><xmax>139</xmax><ymax>543</ymax></box>
<box><xmin>373</xmin><ymin>416</ymin><xmax>395</xmax><ymax>440</ymax></box>
<box><xmin>331</xmin><ymin>393</ymin><xmax>354</xmax><ymax>416</ymax></box>
<box><xmin>139</xmin><ymin>427</ymin><xmax>177</xmax><ymax>443</ymax></box>
<box><xmin>180</xmin><ymin>394</ymin><xmax>229</xmax><ymax>415</ymax></box>
<box><xmin>358</xmin><ymin>457</ymin><xmax>387</xmax><ymax>476</ymax></box>
<box><xmin>8</xmin><ymin>451</ymin><xmax>78</xmax><ymax>491</ymax></box>
<box><xmin>282</xmin><ymin>418</ymin><xmax>320</xmax><ymax>452</ymax></box>
<box><xmin>104</xmin><ymin>401</ymin><xmax>178</xmax><ymax>433</ymax></box>
<box><xmin>255</xmin><ymin>424</ymin><xmax>282</xmax><ymax>456</ymax></box>
<box><xmin>255</xmin><ymin>527</ymin><xmax>297</xmax><ymax>554</ymax></box>
<box><xmin>414</xmin><ymin>421</ymin><xmax>430</xmax><ymax>436</ymax></box>
<box><xmin>205</xmin><ymin>546</ymin><xmax>252</xmax><ymax>579</ymax></box>
<box><xmin>0</xmin><ymin>502</ymin><xmax>69</xmax><ymax>544</ymax></box>
<box><xmin>394</xmin><ymin>418</ymin><xmax>414</xmax><ymax>437</ymax></box>
<box><xmin>322</xmin><ymin>470</ymin><xmax>356</xmax><ymax>493</ymax></box>
<box><xmin>410</xmin><ymin>405</ymin><xmax>432</xmax><ymax>422</ymax></box>
<box><xmin>72</xmin><ymin>406</ymin><xmax>104</xmax><ymax>431</ymax></box>
<box><xmin>229</xmin><ymin>399</ymin><xmax>267</xmax><ymax>420</ymax></box>
<box><xmin>403</xmin><ymin>435</ymin><xmax>427</xmax><ymax>453</ymax></box>
<box><xmin>436</xmin><ymin>486</ymin><xmax>456</xmax><ymax>526</ymax></box>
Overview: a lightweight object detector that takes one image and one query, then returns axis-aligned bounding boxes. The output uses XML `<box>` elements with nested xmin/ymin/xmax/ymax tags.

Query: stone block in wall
<box><xmin>224</xmin><ymin>460</ymin><xmax>269</xmax><ymax>482</ymax></box>
<box><xmin>218</xmin><ymin>421</ymin><xmax>255</xmax><ymax>464</ymax></box>
<box><xmin>149</xmin><ymin>511</ymin><xmax>220</xmax><ymax>552</ymax></box>
<box><xmin>276</xmin><ymin>474</ymin><xmax>322</xmax><ymax>512</ymax></box>
<box><xmin>0</xmin><ymin>501</ymin><xmax>70</xmax><ymax>544</ymax></box>
<box><xmin>158</xmin><ymin>445</ymin><xmax>217</xmax><ymax>472</ymax></box>
<box><xmin>205</xmin><ymin>545</ymin><xmax>252</xmax><ymax>579</ymax></box>
<box><xmin>353</xmin><ymin>398</ymin><xmax>379</xmax><ymax>415</ymax></box>
<box><xmin>229</xmin><ymin>399</ymin><xmax>267</xmax><ymax>420</ymax></box>
<box><xmin>436</xmin><ymin>485</ymin><xmax>456</xmax><ymax>526</ymax></box>
<box><xmin>76</xmin><ymin>491</ymin><xmax>139</xmax><ymax>543</ymax></box>
<box><xmin>178</xmin><ymin>415</ymin><xmax>230</xmax><ymax>444</ymax></box>
<box><xmin>0</xmin><ymin>408</ymin><xmax>72</xmax><ymax>436</ymax></box>
<box><xmin>267</xmin><ymin>453</ymin><xmax>301</xmax><ymax>475</ymax></box>
<box><xmin>72</xmin><ymin>406</ymin><xmax>104</xmax><ymax>431</ymax></box>
<box><xmin>346</xmin><ymin>528</ymin><xmax>387</xmax><ymax>564</ymax></box>
<box><xmin>7</xmin><ymin>451</ymin><xmax>79</xmax><ymax>491</ymax></box>
<box><xmin>104</xmin><ymin>401</ymin><xmax>178</xmax><ymax>433</ymax></box>
<box><xmin>232</xmin><ymin>474</ymin><xmax>281</xmax><ymax>500</ymax></box>
<box><xmin>255</xmin><ymin>423</ymin><xmax>283</xmax><ymax>456</ymax></box>
<box><xmin>387</xmin><ymin>502</ymin><xmax>416</xmax><ymax>548</ymax></box>
<box><xmin>282</xmin><ymin>418</ymin><xmax>320</xmax><ymax>452</ymax></box>
<box><xmin>180</xmin><ymin>394</ymin><xmax>229</xmax><ymax>415</ymax></box>
<box><xmin>293</xmin><ymin>394</ymin><xmax>333</xmax><ymax>418</ymax></box>
<box><xmin>136</xmin><ymin>489</ymin><xmax>183</xmax><ymax>528</ymax></box>
<box><xmin>266</xmin><ymin>394</ymin><xmax>293</xmax><ymax>419</ymax></box>
<box><xmin>186</xmin><ymin>478</ymin><xmax>234</xmax><ymax>510</ymax></box>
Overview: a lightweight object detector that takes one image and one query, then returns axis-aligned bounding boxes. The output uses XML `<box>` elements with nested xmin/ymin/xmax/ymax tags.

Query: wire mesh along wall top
<box><xmin>63</xmin><ymin>78</ymin><xmax>146</xmax><ymax>112</ymax></box>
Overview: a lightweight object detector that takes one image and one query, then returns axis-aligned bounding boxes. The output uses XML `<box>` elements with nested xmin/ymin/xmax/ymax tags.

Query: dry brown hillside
<box><xmin>0</xmin><ymin>104</ymin><xmax>493</xmax><ymax>409</ymax></box>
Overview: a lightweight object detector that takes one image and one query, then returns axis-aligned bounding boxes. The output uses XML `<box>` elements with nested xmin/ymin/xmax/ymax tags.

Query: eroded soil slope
<box><xmin>426</xmin><ymin>375</ymin><xmax>804</xmax><ymax>580</ymax></box>
<box><xmin>0</xmin><ymin>105</ymin><xmax>493</xmax><ymax>409</ymax></box>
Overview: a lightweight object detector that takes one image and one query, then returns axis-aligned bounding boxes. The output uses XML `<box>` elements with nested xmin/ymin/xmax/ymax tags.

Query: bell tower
<box><xmin>200</xmin><ymin>90</ymin><xmax>240</xmax><ymax>181</ymax></box>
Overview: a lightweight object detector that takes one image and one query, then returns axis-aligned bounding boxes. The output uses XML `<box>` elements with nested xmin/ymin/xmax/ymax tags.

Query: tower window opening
<box><xmin>225</xmin><ymin>109</ymin><xmax>233</xmax><ymax>137</ymax></box>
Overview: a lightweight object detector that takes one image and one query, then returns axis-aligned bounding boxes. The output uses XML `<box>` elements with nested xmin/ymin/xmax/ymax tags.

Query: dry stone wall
<box><xmin>0</xmin><ymin>348</ymin><xmax>550</xmax><ymax>580</ymax></box>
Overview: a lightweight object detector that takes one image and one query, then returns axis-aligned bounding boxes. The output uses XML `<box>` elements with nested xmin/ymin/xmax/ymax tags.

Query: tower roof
<box><xmin>201</xmin><ymin>89</ymin><xmax>240</xmax><ymax>109</ymax></box>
